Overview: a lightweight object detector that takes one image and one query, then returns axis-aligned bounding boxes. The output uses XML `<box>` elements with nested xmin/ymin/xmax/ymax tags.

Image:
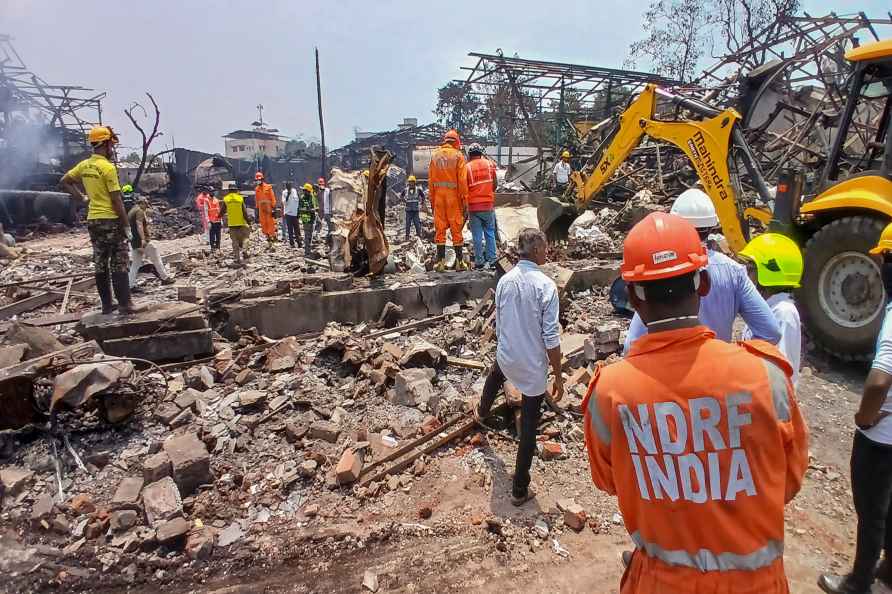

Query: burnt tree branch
<box><xmin>123</xmin><ymin>92</ymin><xmax>161</xmax><ymax>192</ymax></box>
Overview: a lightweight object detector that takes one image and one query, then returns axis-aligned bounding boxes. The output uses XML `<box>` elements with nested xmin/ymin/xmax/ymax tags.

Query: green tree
<box><xmin>434</xmin><ymin>81</ymin><xmax>484</xmax><ymax>135</ymax></box>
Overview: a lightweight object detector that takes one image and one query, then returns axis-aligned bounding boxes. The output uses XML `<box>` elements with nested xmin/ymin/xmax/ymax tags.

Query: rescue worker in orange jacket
<box><xmin>254</xmin><ymin>172</ymin><xmax>277</xmax><ymax>247</ymax></box>
<box><xmin>583</xmin><ymin>212</ymin><xmax>809</xmax><ymax>594</ymax></box>
<box><xmin>465</xmin><ymin>142</ymin><xmax>498</xmax><ymax>269</ymax></box>
<box><xmin>428</xmin><ymin>129</ymin><xmax>469</xmax><ymax>272</ymax></box>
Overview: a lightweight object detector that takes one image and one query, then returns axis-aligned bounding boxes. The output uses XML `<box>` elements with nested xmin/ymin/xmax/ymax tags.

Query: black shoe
<box><xmin>111</xmin><ymin>272</ymin><xmax>135</xmax><ymax>315</ymax></box>
<box><xmin>510</xmin><ymin>488</ymin><xmax>536</xmax><ymax>507</ymax></box>
<box><xmin>95</xmin><ymin>272</ymin><xmax>113</xmax><ymax>314</ymax></box>
<box><xmin>817</xmin><ymin>574</ymin><xmax>871</xmax><ymax>594</ymax></box>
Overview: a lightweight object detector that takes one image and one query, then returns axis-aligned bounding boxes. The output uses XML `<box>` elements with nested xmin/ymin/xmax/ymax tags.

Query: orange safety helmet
<box><xmin>621</xmin><ymin>212</ymin><xmax>707</xmax><ymax>283</ymax></box>
<box><xmin>317</xmin><ymin>177</ymin><xmax>326</xmax><ymax>186</ymax></box>
<box><xmin>443</xmin><ymin>129</ymin><xmax>461</xmax><ymax>147</ymax></box>
<box><xmin>254</xmin><ymin>172</ymin><xmax>264</xmax><ymax>181</ymax></box>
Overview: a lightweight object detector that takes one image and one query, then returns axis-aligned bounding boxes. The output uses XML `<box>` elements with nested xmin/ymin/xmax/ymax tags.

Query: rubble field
<box><xmin>0</xmin><ymin>217</ymin><xmax>869</xmax><ymax>594</ymax></box>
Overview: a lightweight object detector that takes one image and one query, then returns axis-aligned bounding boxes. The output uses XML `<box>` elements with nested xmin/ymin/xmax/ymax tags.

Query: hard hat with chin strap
<box><xmin>671</xmin><ymin>188</ymin><xmax>719</xmax><ymax>229</ymax></box>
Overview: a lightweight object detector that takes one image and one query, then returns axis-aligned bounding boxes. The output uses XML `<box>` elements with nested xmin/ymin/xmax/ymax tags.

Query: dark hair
<box><xmin>640</xmin><ymin>271</ymin><xmax>698</xmax><ymax>305</ymax></box>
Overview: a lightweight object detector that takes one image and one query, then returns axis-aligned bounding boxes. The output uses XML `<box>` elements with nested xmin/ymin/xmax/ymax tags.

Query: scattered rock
<box><xmin>31</xmin><ymin>492</ymin><xmax>54</xmax><ymax>521</ymax></box>
<box><xmin>0</xmin><ymin>466</ymin><xmax>34</xmax><ymax>496</ymax></box>
<box><xmin>418</xmin><ymin>505</ymin><xmax>433</xmax><ymax>519</ymax></box>
<box><xmin>362</xmin><ymin>569</ymin><xmax>380</xmax><ymax>593</ymax></box>
<box><xmin>540</xmin><ymin>442</ymin><xmax>565</xmax><ymax>461</ymax></box>
<box><xmin>304</xmin><ymin>504</ymin><xmax>319</xmax><ymax>518</ymax></box>
<box><xmin>560</xmin><ymin>500</ymin><xmax>587</xmax><ymax>532</ymax></box>
<box><xmin>335</xmin><ymin>448</ymin><xmax>364</xmax><ymax>485</ymax></box>
<box><xmin>238</xmin><ymin>390</ymin><xmax>266</xmax><ymax>408</ymax></box>
<box><xmin>143</xmin><ymin>451</ymin><xmax>172</xmax><ymax>483</ymax></box>
<box><xmin>399</xmin><ymin>340</ymin><xmax>445</xmax><ymax>369</ymax></box>
<box><xmin>110</xmin><ymin>510</ymin><xmax>138</xmax><ymax>532</ymax></box>
<box><xmin>184</xmin><ymin>365</ymin><xmax>215</xmax><ymax>390</ymax></box>
<box><xmin>393</xmin><ymin>368</ymin><xmax>436</xmax><ymax>407</ymax></box>
<box><xmin>142</xmin><ymin>477</ymin><xmax>183</xmax><ymax>527</ymax></box>
<box><xmin>69</xmin><ymin>494</ymin><xmax>95</xmax><ymax>515</ymax></box>
<box><xmin>186</xmin><ymin>527</ymin><xmax>215</xmax><ymax>561</ymax></box>
<box><xmin>298</xmin><ymin>460</ymin><xmax>318</xmax><ymax>477</ymax></box>
<box><xmin>235</xmin><ymin>368</ymin><xmax>254</xmax><ymax>386</ymax></box>
<box><xmin>378</xmin><ymin>302</ymin><xmax>403</xmax><ymax>328</ymax></box>
<box><xmin>308</xmin><ymin>421</ymin><xmax>341</xmax><ymax>443</ymax></box>
<box><xmin>156</xmin><ymin>517</ymin><xmax>191</xmax><ymax>546</ymax></box>
<box><xmin>284</xmin><ymin>422</ymin><xmax>308</xmax><ymax>443</ymax></box>
<box><xmin>111</xmin><ymin>476</ymin><xmax>144</xmax><ymax>509</ymax></box>
<box><xmin>217</xmin><ymin>522</ymin><xmax>244</xmax><ymax>547</ymax></box>
<box><xmin>163</xmin><ymin>432</ymin><xmax>212</xmax><ymax>496</ymax></box>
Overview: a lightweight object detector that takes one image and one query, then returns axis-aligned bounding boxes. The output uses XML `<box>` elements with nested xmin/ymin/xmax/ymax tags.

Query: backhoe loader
<box><xmin>549</xmin><ymin>38</ymin><xmax>892</xmax><ymax>360</ymax></box>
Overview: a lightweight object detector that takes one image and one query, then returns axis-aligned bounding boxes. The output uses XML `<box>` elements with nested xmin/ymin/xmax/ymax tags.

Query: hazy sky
<box><xmin>4</xmin><ymin>0</ymin><xmax>890</xmax><ymax>155</ymax></box>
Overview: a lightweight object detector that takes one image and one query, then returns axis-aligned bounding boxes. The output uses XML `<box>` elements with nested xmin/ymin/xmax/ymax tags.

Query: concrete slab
<box><xmin>76</xmin><ymin>302</ymin><xmax>206</xmax><ymax>341</ymax></box>
<box><xmin>101</xmin><ymin>329</ymin><xmax>214</xmax><ymax>362</ymax></box>
<box><xmin>223</xmin><ymin>272</ymin><xmax>496</xmax><ymax>339</ymax></box>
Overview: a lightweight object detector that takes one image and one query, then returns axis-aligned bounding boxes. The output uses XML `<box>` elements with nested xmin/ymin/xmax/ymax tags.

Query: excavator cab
<box><xmin>789</xmin><ymin>38</ymin><xmax>892</xmax><ymax>360</ymax></box>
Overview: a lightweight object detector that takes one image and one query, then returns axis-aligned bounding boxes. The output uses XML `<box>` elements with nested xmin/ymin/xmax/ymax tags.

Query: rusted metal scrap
<box><xmin>347</xmin><ymin>148</ymin><xmax>392</xmax><ymax>275</ymax></box>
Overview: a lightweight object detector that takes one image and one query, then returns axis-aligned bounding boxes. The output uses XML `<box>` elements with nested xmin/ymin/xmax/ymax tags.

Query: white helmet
<box><xmin>671</xmin><ymin>188</ymin><xmax>718</xmax><ymax>229</ymax></box>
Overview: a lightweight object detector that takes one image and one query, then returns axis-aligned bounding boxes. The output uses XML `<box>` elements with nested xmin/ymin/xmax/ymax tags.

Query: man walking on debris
<box><xmin>195</xmin><ymin>185</ymin><xmax>211</xmax><ymax>242</ymax></box>
<box><xmin>551</xmin><ymin>150</ymin><xmax>572</xmax><ymax>197</ymax></box>
<box><xmin>223</xmin><ymin>185</ymin><xmax>251</xmax><ymax>267</ymax></box>
<box><xmin>584</xmin><ymin>212</ymin><xmax>808</xmax><ymax>594</ymax></box>
<box><xmin>299</xmin><ymin>183</ymin><xmax>318</xmax><ymax>258</ymax></box>
<box><xmin>254</xmin><ymin>172</ymin><xmax>277</xmax><ymax>248</ymax></box>
<box><xmin>207</xmin><ymin>189</ymin><xmax>223</xmax><ymax>252</ymax></box>
<box><xmin>402</xmin><ymin>175</ymin><xmax>425</xmax><ymax>241</ymax></box>
<box><xmin>127</xmin><ymin>196</ymin><xmax>174</xmax><ymax>290</ymax></box>
<box><xmin>281</xmin><ymin>181</ymin><xmax>302</xmax><ymax>249</ymax></box>
<box><xmin>428</xmin><ymin>129</ymin><xmax>469</xmax><ymax>272</ymax></box>
<box><xmin>473</xmin><ymin>228</ymin><xmax>563</xmax><ymax>506</ymax></box>
<box><xmin>464</xmin><ymin>143</ymin><xmax>498</xmax><ymax>269</ymax></box>
<box><xmin>61</xmin><ymin>125</ymin><xmax>136</xmax><ymax>315</ymax></box>
<box><xmin>819</xmin><ymin>223</ymin><xmax>892</xmax><ymax>594</ymax></box>
<box><xmin>624</xmin><ymin>188</ymin><xmax>780</xmax><ymax>352</ymax></box>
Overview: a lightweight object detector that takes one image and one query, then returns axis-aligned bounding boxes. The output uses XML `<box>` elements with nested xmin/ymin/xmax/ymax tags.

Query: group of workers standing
<box><xmin>193</xmin><ymin>172</ymin><xmax>333</xmax><ymax>265</ymax></box>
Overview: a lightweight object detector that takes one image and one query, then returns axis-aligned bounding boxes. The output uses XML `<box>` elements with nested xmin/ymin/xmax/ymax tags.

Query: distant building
<box><xmin>223</xmin><ymin>128</ymin><xmax>287</xmax><ymax>160</ymax></box>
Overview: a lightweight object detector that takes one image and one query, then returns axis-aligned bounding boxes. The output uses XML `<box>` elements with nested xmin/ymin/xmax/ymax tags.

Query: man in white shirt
<box><xmin>473</xmin><ymin>228</ymin><xmax>563</xmax><ymax>506</ymax></box>
<box><xmin>281</xmin><ymin>181</ymin><xmax>301</xmax><ymax>249</ymax></box>
<box><xmin>551</xmin><ymin>150</ymin><xmax>573</xmax><ymax>197</ymax></box>
<box><xmin>738</xmin><ymin>233</ymin><xmax>803</xmax><ymax>386</ymax></box>
<box><xmin>820</xmin><ymin>223</ymin><xmax>892</xmax><ymax>594</ymax></box>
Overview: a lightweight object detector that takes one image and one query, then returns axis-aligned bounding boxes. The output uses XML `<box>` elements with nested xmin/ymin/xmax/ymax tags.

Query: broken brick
<box><xmin>155</xmin><ymin>402</ymin><xmax>181</xmax><ymax>425</ymax></box>
<box><xmin>156</xmin><ymin>516</ymin><xmax>191</xmax><ymax>546</ymax></box>
<box><xmin>69</xmin><ymin>494</ymin><xmax>95</xmax><ymax>515</ymax></box>
<box><xmin>111</xmin><ymin>476</ymin><xmax>144</xmax><ymax>508</ymax></box>
<box><xmin>540</xmin><ymin>442</ymin><xmax>565</xmax><ymax>461</ymax></box>
<box><xmin>335</xmin><ymin>448</ymin><xmax>364</xmax><ymax>485</ymax></box>
<box><xmin>142</xmin><ymin>477</ymin><xmax>183</xmax><ymax>527</ymax></box>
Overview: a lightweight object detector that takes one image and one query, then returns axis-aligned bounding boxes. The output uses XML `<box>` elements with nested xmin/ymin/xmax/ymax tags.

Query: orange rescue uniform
<box><xmin>255</xmin><ymin>182</ymin><xmax>277</xmax><ymax>239</ymax></box>
<box><xmin>428</xmin><ymin>143</ymin><xmax>468</xmax><ymax>246</ymax></box>
<box><xmin>583</xmin><ymin>326</ymin><xmax>808</xmax><ymax>594</ymax></box>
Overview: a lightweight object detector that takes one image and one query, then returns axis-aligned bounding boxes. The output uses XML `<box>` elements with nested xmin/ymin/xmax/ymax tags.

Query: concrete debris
<box><xmin>142</xmin><ymin>477</ymin><xmax>183</xmax><ymax>527</ymax></box>
<box><xmin>163</xmin><ymin>432</ymin><xmax>212</xmax><ymax>496</ymax></box>
<box><xmin>362</xmin><ymin>569</ymin><xmax>380</xmax><ymax>592</ymax></box>
<box><xmin>399</xmin><ymin>340</ymin><xmax>446</xmax><ymax>369</ymax></box>
<box><xmin>217</xmin><ymin>522</ymin><xmax>244</xmax><ymax>547</ymax></box>
<box><xmin>111</xmin><ymin>476</ymin><xmax>144</xmax><ymax>509</ymax></box>
<box><xmin>156</xmin><ymin>516</ymin><xmax>191</xmax><ymax>546</ymax></box>
<box><xmin>0</xmin><ymin>466</ymin><xmax>34</xmax><ymax>496</ymax></box>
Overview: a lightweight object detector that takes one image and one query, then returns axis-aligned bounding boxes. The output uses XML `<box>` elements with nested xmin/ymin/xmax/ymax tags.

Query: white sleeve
<box><xmin>775</xmin><ymin>308</ymin><xmax>801</xmax><ymax>377</ymax></box>
<box><xmin>873</xmin><ymin>307</ymin><xmax>892</xmax><ymax>375</ymax></box>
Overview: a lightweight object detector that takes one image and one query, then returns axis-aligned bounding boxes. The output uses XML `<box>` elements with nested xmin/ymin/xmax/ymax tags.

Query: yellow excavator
<box><xmin>553</xmin><ymin>37</ymin><xmax>892</xmax><ymax>360</ymax></box>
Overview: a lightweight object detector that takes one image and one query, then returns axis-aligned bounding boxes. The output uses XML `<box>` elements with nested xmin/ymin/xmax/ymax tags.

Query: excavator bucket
<box><xmin>537</xmin><ymin>196</ymin><xmax>577</xmax><ymax>242</ymax></box>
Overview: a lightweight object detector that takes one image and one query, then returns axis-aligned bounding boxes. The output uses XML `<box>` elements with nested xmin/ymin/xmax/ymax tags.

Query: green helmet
<box><xmin>739</xmin><ymin>233</ymin><xmax>803</xmax><ymax>288</ymax></box>
<box><xmin>121</xmin><ymin>183</ymin><xmax>134</xmax><ymax>196</ymax></box>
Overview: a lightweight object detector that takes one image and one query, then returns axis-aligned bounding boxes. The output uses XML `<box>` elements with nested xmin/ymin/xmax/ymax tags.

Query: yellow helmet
<box><xmin>408</xmin><ymin>175</ymin><xmax>417</xmax><ymax>182</ymax></box>
<box><xmin>871</xmin><ymin>222</ymin><xmax>892</xmax><ymax>255</ymax></box>
<box><xmin>561</xmin><ymin>150</ymin><xmax>570</xmax><ymax>159</ymax></box>
<box><xmin>302</xmin><ymin>183</ymin><xmax>314</xmax><ymax>192</ymax></box>
<box><xmin>362</xmin><ymin>170</ymin><xmax>370</xmax><ymax>178</ymax></box>
<box><xmin>739</xmin><ymin>233</ymin><xmax>803</xmax><ymax>288</ymax></box>
<box><xmin>88</xmin><ymin>126</ymin><xmax>118</xmax><ymax>145</ymax></box>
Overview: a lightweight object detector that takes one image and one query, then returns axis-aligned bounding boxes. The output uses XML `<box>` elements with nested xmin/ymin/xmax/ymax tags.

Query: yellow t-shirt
<box><xmin>224</xmin><ymin>192</ymin><xmax>247</xmax><ymax>227</ymax></box>
<box><xmin>65</xmin><ymin>154</ymin><xmax>121</xmax><ymax>220</ymax></box>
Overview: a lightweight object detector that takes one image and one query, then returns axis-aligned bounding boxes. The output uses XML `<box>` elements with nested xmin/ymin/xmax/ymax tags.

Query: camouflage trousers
<box><xmin>87</xmin><ymin>219</ymin><xmax>129</xmax><ymax>275</ymax></box>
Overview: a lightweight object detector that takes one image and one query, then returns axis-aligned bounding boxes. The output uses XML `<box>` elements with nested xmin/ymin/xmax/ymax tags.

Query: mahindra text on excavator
<box><xmin>547</xmin><ymin>37</ymin><xmax>892</xmax><ymax>360</ymax></box>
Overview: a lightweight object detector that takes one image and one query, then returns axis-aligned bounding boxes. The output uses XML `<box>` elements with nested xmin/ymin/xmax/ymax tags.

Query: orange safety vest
<box><xmin>207</xmin><ymin>198</ymin><xmax>222</xmax><ymax>223</ymax></box>
<box><xmin>428</xmin><ymin>143</ymin><xmax>468</xmax><ymax>208</ymax></box>
<box><xmin>465</xmin><ymin>156</ymin><xmax>496</xmax><ymax>212</ymax></box>
<box><xmin>583</xmin><ymin>326</ymin><xmax>808</xmax><ymax>594</ymax></box>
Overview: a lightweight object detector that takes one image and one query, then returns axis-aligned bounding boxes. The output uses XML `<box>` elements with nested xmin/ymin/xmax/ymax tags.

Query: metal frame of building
<box><xmin>1</xmin><ymin>34</ymin><xmax>105</xmax><ymax>135</ymax></box>
<box><xmin>455</xmin><ymin>52</ymin><xmax>680</xmax><ymax>150</ymax></box>
<box><xmin>328</xmin><ymin>123</ymin><xmax>450</xmax><ymax>172</ymax></box>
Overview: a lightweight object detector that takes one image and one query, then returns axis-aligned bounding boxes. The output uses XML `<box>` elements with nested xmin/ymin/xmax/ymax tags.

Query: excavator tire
<box><xmin>797</xmin><ymin>216</ymin><xmax>887</xmax><ymax>361</ymax></box>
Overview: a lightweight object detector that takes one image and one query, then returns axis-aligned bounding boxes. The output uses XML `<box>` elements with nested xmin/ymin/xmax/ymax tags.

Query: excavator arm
<box><xmin>570</xmin><ymin>83</ymin><xmax>772</xmax><ymax>252</ymax></box>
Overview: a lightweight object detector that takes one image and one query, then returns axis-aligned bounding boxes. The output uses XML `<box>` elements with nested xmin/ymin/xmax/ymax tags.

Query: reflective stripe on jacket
<box><xmin>428</xmin><ymin>144</ymin><xmax>468</xmax><ymax>209</ymax></box>
<box><xmin>207</xmin><ymin>198</ymin><xmax>222</xmax><ymax>223</ymax></box>
<box><xmin>583</xmin><ymin>326</ymin><xmax>808</xmax><ymax>593</ymax></box>
<box><xmin>465</xmin><ymin>156</ymin><xmax>496</xmax><ymax>212</ymax></box>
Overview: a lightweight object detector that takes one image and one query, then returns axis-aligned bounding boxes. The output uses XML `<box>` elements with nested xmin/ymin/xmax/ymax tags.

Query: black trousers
<box><xmin>284</xmin><ymin>215</ymin><xmax>301</xmax><ymax>247</ymax></box>
<box><xmin>209</xmin><ymin>222</ymin><xmax>222</xmax><ymax>249</ymax></box>
<box><xmin>303</xmin><ymin>221</ymin><xmax>315</xmax><ymax>257</ymax></box>
<box><xmin>478</xmin><ymin>360</ymin><xmax>544</xmax><ymax>498</ymax></box>
<box><xmin>850</xmin><ymin>430</ymin><xmax>892</xmax><ymax>588</ymax></box>
<box><xmin>405</xmin><ymin>210</ymin><xmax>422</xmax><ymax>239</ymax></box>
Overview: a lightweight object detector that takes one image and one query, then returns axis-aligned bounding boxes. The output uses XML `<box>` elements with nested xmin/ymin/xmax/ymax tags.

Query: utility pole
<box><xmin>315</xmin><ymin>47</ymin><xmax>327</xmax><ymax>179</ymax></box>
